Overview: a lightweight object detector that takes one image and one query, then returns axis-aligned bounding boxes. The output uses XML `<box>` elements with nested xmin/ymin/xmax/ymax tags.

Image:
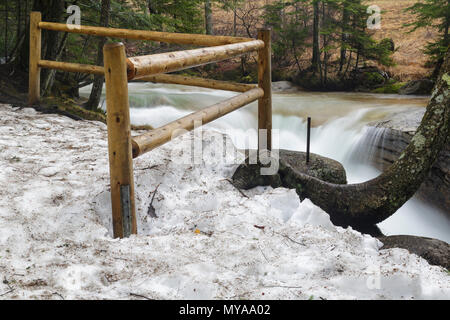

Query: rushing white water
<box><xmin>81</xmin><ymin>83</ymin><xmax>450</xmax><ymax>242</ymax></box>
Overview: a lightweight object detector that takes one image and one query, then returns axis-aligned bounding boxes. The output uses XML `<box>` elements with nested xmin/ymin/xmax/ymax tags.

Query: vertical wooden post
<box><xmin>257</xmin><ymin>28</ymin><xmax>272</xmax><ymax>152</ymax></box>
<box><xmin>103</xmin><ymin>42</ymin><xmax>137</xmax><ymax>238</ymax></box>
<box><xmin>28</xmin><ymin>12</ymin><xmax>42</xmax><ymax>106</ymax></box>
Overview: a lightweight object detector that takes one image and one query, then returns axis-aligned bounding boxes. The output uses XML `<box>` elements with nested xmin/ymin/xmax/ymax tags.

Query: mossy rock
<box><xmin>398</xmin><ymin>79</ymin><xmax>435</xmax><ymax>95</ymax></box>
<box><xmin>371</xmin><ymin>81</ymin><xmax>406</xmax><ymax>94</ymax></box>
<box><xmin>232</xmin><ymin>162</ymin><xmax>283</xmax><ymax>190</ymax></box>
<box><xmin>240</xmin><ymin>75</ymin><xmax>254</xmax><ymax>84</ymax></box>
<box><xmin>40</xmin><ymin>96</ymin><xmax>106</xmax><ymax>123</ymax></box>
<box><xmin>281</xmin><ymin>150</ymin><xmax>347</xmax><ymax>185</ymax></box>
<box><xmin>364</xmin><ymin>72</ymin><xmax>386</xmax><ymax>87</ymax></box>
<box><xmin>379</xmin><ymin>235</ymin><xmax>450</xmax><ymax>269</ymax></box>
<box><xmin>232</xmin><ymin>149</ymin><xmax>347</xmax><ymax>190</ymax></box>
<box><xmin>39</xmin><ymin>97</ymin><xmax>153</xmax><ymax>130</ymax></box>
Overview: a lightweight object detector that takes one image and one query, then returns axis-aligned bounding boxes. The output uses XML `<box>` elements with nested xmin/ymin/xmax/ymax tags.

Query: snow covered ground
<box><xmin>0</xmin><ymin>104</ymin><xmax>448</xmax><ymax>300</ymax></box>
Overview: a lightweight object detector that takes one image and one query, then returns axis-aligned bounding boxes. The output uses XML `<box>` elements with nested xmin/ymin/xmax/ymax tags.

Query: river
<box><xmin>80</xmin><ymin>83</ymin><xmax>450</xmax><ymax>243</ymax></box>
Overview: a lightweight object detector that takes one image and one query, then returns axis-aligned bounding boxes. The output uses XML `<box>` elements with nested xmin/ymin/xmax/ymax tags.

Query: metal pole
<box><xmin>306</xmin><ymin>117</ymin><xmax>311</xmax><ymax>164</ymax></box>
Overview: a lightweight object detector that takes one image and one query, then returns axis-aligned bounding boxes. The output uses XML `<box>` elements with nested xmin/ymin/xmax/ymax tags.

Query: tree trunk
<box><xmin>15</xmin><ymin>0</ymin><xmax>30</xmax><ymax>72</ymax></box>
<box><xmin>85</xmin><ymin>0</ymin><xmax>111</xmax><ymax>110</ymax></box>
<box><xmin>339</xmin><ymin>1</ymin><xmax>349</xmax><ymax>74</ymax></box>
<box><xmin>13</xmin><ymin>0</ymin><xmax>23</xmax><ymax>61</ymax></box>
<box><xmin>280</xmin><ymin>48</ymin><xmax>450</xmax><ymax>229</ymax></box>
<box><xmin>15</xmin><ymin>1</ymin><xmax>67</xmax><ymax>91</ymax></box>
<box><xmin>17</xmin><ymin>0</ymin><xmax>22</xmax><ymax>47</ymax></box>
<box><xmin>432</xmin><ymin>19</ymin><xmax>450</xmax><ymax>79</ymax></box>
<box><xmin>233</xmin><ymin>7</ymin><xmax>237</xmax><ymax>36</ymax></box>
<box><xmin>5</xmin><ymin>0</ymin><xmax>8</xmax><ymax>63</ymax></box>
<box><xmin>444</xmin><ymin>14</ymin><xmax>449</xmax><ymax>48</ymax></box>
<box><xmin>33</xmin><ymin>0</ymin><xmax>66</xmax><ymax>95</ymax></box>
<box><xmin>322</xmin><ymin>2</ymin><xmax>328</xmax><ymax>85</ymax></box>
<box><xmin>205</xmin><ymin>0</ymin><xmax>213</xmax><ymax>35</ymax></box>
<box><xmin>147</xmin><ymin>0</ymin><xmax>158</xmax><ymax>14</ymax></box>
<box><xmin>312</xmin><ymin>0</ymin><xmax>320</xmax><ymax>72</ymax></box>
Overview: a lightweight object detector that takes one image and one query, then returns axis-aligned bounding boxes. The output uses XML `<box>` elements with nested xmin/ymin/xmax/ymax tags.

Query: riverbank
<box><xmin>0</xmin><ymin>104</ymin><xmax>448</xmax><ymax>299</ymax></box>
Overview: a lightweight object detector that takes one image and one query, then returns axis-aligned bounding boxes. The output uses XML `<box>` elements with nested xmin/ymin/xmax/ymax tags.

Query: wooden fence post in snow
<box><xmin>257</xmin><ymin>28</ymin><xmax>272</xmax><ymax>153</ymax></box>
<box><xmin>28</xmin><ymin>12</ymin><xmax>42</xmax><ymax>106</ymax></box>
<box><xmin>103</xmin><ymin>42</ymin><xmax>137</xmax><ymax>238</ymax></box>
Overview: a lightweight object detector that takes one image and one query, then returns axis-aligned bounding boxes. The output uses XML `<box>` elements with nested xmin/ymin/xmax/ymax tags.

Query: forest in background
<box><xmin>0</xmin><ymin>0</ymin><xmax>448</xmax><ymax>113</ymax></box>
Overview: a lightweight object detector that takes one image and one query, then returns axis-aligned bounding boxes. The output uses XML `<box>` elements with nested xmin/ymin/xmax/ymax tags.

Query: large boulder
<box><xmin>379</xmin><ymin>235</ymin><xmax>450</xmax><ymax>269</ymax></box>
<box><xmin>271</xmin><ymin>81</ymin><xmax>302</xmax><ymax>93</ymax></box>
<box><xmin>352</xmin><ymin>66</ymin><xmax>390</xmax><ymax>92</ymax></box>
<box><xmin>232</xmin><ymin>149</ymin><xmax>347</xmax><ymax>190</ymax></box>
<box><xmin>280</xmin><ymin>150</ymin><xmax>347</xmax><ymax>185</ymax></box>
<box><xmin>367</xmin><ymin>109</ymin><xmax>450</xmax><ymax>213</ymax></box>
<box><xmin>399</xmin><ymin>79</ymin><xmax>434</xmax><ymax>95</ymax></box>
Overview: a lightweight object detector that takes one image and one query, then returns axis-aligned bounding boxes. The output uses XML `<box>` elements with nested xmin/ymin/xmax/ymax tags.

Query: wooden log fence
<box><xmin>28</xmin><ymin>12</ymin><xmax>272</xmax><ymax>239</ymax></box>
<box><xmin>132</xmin><ymin>87</ymin><xmax>264</xmax><ymax>158</ymax></box>
<box><xmin>137</xmin><ymin>74</ymin><xmax>257</xmax><ymax>93</ymax></box>
<box><xmin>38</xmin><ymin>60</ymin><xmax>105</xmax><ymax>75</ymax></box>
<box><xmin>126</xmin><ymin>40</ymin><xmax>264</xmax><ymax>80</ymax></box>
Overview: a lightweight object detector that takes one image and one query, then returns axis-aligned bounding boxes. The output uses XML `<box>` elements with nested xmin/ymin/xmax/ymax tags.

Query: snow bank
<box><xmin>0</xmin><ymin>104</ymin><xmax>448</xmax><ymax>300</ymax></box>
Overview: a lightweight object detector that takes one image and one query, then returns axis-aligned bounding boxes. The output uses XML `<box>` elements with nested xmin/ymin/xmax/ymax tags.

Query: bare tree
<box><xmin>205</xmin><ymin>0</ymin><xmax>214</xmax><ymax>35</ymax></box>
<box><xmin>85</xmin><ymin>0</ymin><xmax>111</xmax><ymax>110</ymax></box>
<box><xmin>312</xmin><ymin>0</ymin><xmax>320</xmax><ymax>72</ymax></box>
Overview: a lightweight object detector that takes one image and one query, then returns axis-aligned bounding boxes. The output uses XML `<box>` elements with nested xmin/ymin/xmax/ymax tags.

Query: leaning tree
<box><xmin>279</xmin><ymin>48</ymin><xmax>450</xmax><ymax>229</ymax></box>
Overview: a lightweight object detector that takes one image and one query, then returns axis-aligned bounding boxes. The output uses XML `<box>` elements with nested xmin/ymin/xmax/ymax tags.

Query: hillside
<box><xmin>368</xmin><ymin>0</ymin><xmax>437</xmax><ymax>80</ymax></box>
<box><xmin>213</xmin><ymin>0</ymin><xmax>436</xmax><ymax>81</ymax></box>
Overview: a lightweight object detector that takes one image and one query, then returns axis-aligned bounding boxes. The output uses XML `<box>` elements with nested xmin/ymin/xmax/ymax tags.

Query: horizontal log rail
<box><xmin>137</xmin><ymin>74</ymin><xmax>257</xmax><ymax>92</ymax></box>
<box><xmin>38</xmin><ymin>60</ymin><xmax>105</xmax><ymax>75</ymax></box>
<box><xmin>131</xmin><ymin>87</ymin><xmax>264</xmax><ymax>158</ymax></box>
<box><xmin>127</xmin><ymin>40</ymin><xmax>264</xmax><ymax>80</ymax></box>
<box><xmin>38</xmin><ymin>21</ymin><xmax>253</xmax><ymax>46</ymax></box>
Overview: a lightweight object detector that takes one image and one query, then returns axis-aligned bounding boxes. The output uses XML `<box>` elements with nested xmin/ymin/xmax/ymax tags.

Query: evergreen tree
<box><xmin>264</xmin><ymin>0</ymin><xmax>309</xmax><ymax>70</ymax></box>
<box><xmin>405</xmin><ymin>0</ymin><xmax>450</xmax><ymax>77</ymax></box>
<box><xmin>264</xmin><ymin>0</ymin><xmax>393</xmax><ymax>86</ymax></box>
<box><xmin>85</xmin><ymin>0</ymin><xmax>111</xmax><ymax>111</ymax></box>
<box><xmin>218</xmin><ymin>0</ymin><xmax>245</xmax><ymax>36</ymax></box>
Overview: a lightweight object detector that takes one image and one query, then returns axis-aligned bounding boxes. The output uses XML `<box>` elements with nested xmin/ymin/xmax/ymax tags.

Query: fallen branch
<box><xmin>262</xmin><ymin>284</ymin><xmax>303</xmax><ymax>289</ymax></box>
<box><xmin>147</xmin><ymin>183</ymin><xmax>161</xmax><ymax>218</ymax></box>
<box><xmin>53</xmin><ymin>292</ymin><xmax>65</xmax><ymax>300</ymax></box>
<box><xmin>258</xmin><ymin>245</ymin><xmax>269</xmax><ymax>263</ymax></box>
<box><xmin>0</xmin><ymin>289</ymin><xmax>14</xmax><ymax>297</ymax></box>
<box><xmin>224</xmin><ymin>178</ymin><xmax>249</xmax><ymax>198</ymax></box>
<box><xmin>273</xmin><ymin>231</ymin><xmax>305</xmax><ymax>246</ymax></box>
<box><xmin>135</xmin><ymin>165</ymin><xmax>159</xmax><ymax>171</ymax></box>
<box><xmin>130</xmin><ymin>292</ymin><xmax>152</xmax><ymax>300</ymax></box>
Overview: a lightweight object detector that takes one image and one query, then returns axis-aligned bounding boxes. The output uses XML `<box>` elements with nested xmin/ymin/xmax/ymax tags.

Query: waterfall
<box><xmin>349</xmin><ymin>126</ymin><xmax>391</xmax><ymax>168</ymax></box>
<box><xmin>347</xmin><ymin>125</ymin><xmax>450</xmax><ymax>243</ymax></box>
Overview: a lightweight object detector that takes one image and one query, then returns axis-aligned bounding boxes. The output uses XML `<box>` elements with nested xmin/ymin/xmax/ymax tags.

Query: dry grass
<box><xmin>367</xmin><ymin>0</ymin><xmax>437</xmax><ymax>80</ymax></box>
<box><xmin>212</xmin><ymin>0</ymin><xmax>437</xmax><ymax>81</ymax></box>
